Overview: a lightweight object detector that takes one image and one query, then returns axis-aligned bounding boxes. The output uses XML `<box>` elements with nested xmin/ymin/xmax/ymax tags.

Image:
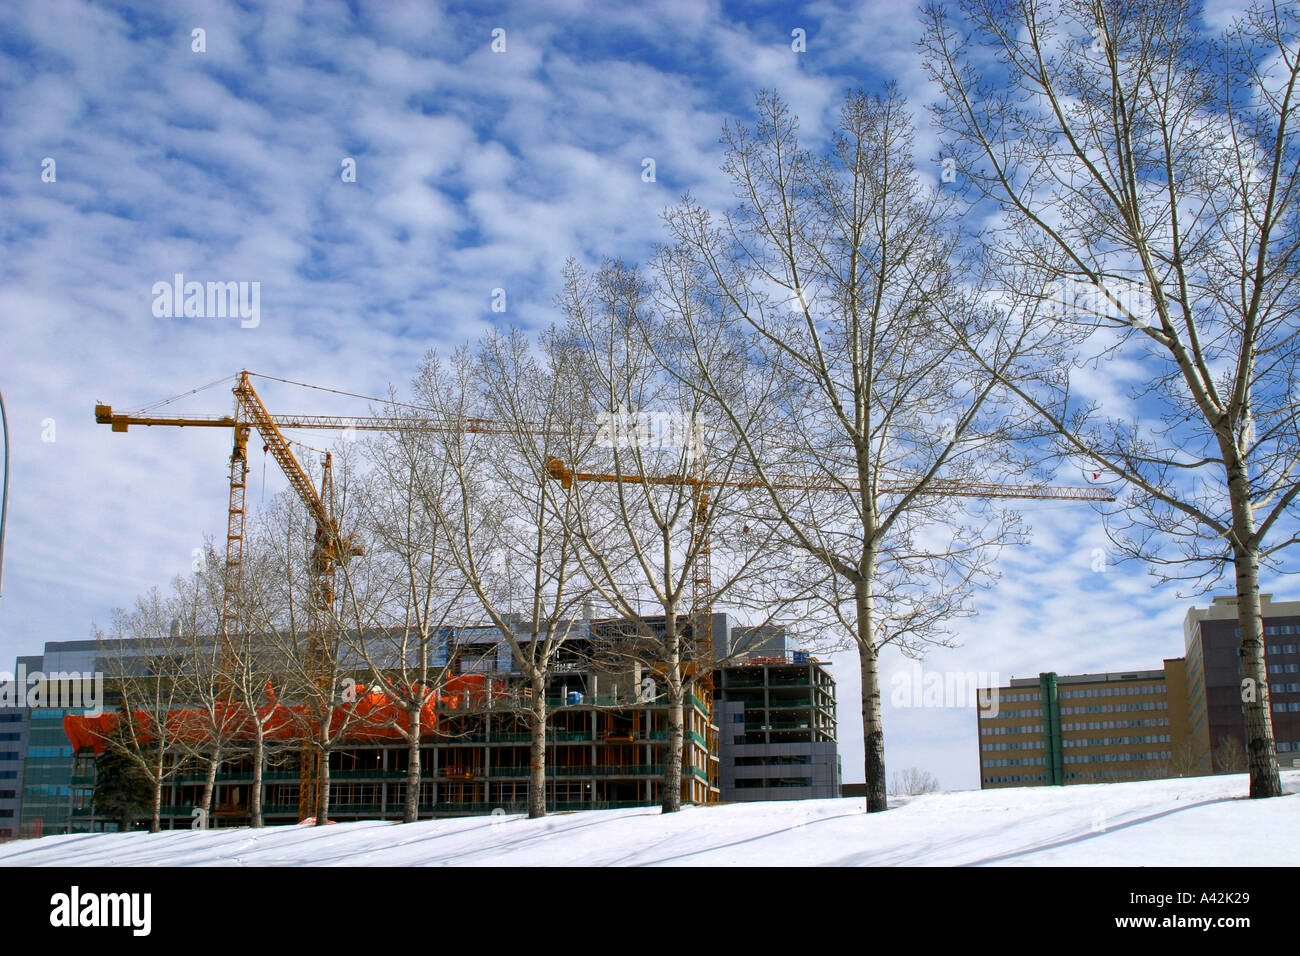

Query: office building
<box><xmin>1184</xmin><ymin>594</ymin><xmax>1300</xmax><ymax>772</ymax></box>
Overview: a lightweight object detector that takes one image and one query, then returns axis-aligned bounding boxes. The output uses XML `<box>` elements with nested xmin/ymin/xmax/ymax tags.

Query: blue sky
<box><xmin>0</xmin><ymin>0</ymin><xmax>1285</xmax><ymax>791</ymax></box>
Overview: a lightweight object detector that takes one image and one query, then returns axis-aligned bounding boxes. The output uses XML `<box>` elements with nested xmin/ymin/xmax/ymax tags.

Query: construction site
<box><xmin>21</xmin><ymin>369</ymin><xmax>1108</xmax><ymax>830</ymax></box>
<box><xmin>46</xmin><ymin>616</ymin><xmax>842</xmax><ymax>829</ymax></box>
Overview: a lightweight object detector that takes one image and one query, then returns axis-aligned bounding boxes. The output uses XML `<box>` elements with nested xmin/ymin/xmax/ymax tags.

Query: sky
<box><xmin>0</xmin><ymin>0</ymin><xmax>1288</xmax><ymax>792</ymax></box>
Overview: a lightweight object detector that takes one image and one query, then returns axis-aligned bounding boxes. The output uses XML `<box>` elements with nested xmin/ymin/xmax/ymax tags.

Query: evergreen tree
<box><xmin>92</xmin><ymin>715</ymin><xmax>153</xmax><ymax>832</ymax></box>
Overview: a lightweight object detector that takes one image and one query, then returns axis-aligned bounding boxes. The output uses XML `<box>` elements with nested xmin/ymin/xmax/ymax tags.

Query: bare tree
<box><xmin>889</xmin><ymin>767</ymin><xmax>940</xmax><ymax>795</ymax></box>
<box><xmin>342</xmin><ymin>418</ymin><xmax>479</xmax><ymax>823</ymax></box>
<box><xmin>1166</xmin><ymin>738</ymin><xmax>1206</xmax><ymax>778</ymax></box>
<box><xmin>93</xmin><ymin>588</ymin><xmax>188</xmax><ymax>832</ymax></box>
<box><xmin>554</xmin><ymin>258</ymin><xmax>819</xmax><ymax>813</ymax></box>
<box><xmin>922</xmin><ymin>0</ymin><xmax>1300</xmax><ymax>798</ymax></box>
<box><xmin>167</xmin><ymin>551</ymin><xmax>241</xmax><ymax>823</ymax></box>
<box><xmin>659</xmin><ymin>90</ymin><xmax>1038</xmax><ymax>812</ymax></box>
<box><xmin>1213</xmin><ymin>734</ymin><xmax>1250</xmax><ymax>774</ymax></box>
<box><xmin>405</xmin><ymin>330</ymin><xmax>603</xmax><ymax>819</ymax></box>
<box><xmin>244</xmin><ymin>456</ymin><xmax>374</xmax><ymax>825</ymax></box>
<box><xmin>220</xmin><ymin>513</ymin><xmax>309</xmax><ymax>828</ymax></box>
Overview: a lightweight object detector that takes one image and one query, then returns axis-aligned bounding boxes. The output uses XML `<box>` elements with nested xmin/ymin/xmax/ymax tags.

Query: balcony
<box><xmin>484</xmin><ymin>764</ymin><xmax>665</xmax><ymax>778</ymax></box>
<box><xmin>329</xmin><ymin>769</ymin><xmax>407</xmax><ymax>780</ymax></box>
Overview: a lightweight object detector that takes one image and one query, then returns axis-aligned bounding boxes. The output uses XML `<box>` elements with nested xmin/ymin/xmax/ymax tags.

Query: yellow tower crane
<box><xmin>95</xmin><ymin>370</ymin><xmax>525</xmax><ymax>820</ymax></box>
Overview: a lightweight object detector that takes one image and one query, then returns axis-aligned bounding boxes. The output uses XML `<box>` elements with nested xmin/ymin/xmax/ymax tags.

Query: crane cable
<box><xmin>129</xmin><ymin>373</ymin><xmax>239</xmax><ymax>415</ymax></box>
<box><xmin>246</xmin><ymin>371</ymin><xmax>439</xmax><ymax>415</ymax></box>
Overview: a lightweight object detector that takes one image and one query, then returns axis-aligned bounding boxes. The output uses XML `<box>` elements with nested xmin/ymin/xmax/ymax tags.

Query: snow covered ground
<box><xmin>2</xmin><ymin>770</ymin><xmax>1295</xmax><ymax>866</ymax></box>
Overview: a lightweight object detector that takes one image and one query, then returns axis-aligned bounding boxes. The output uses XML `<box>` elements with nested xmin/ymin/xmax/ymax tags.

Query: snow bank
<box><xmin>1</xmin><ymin>770</ymin><xmax>1295</xmax><ymax>866</ymax></box>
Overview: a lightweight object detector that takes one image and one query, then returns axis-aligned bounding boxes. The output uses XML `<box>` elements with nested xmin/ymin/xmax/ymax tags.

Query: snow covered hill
<box><xmin>2</xmin><ymin>770</ymin><xmax>1296</xmax><ymax>866</ymax></box>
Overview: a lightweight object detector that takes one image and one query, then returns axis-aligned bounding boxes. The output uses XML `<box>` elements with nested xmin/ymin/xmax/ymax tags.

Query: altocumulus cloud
<box><xmin>0</xmin><ymin>0</ymin><xmax>1282</xmax><ymax>791</ymax></box>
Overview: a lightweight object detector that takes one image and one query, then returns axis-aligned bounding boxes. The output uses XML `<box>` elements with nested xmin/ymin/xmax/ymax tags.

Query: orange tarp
<box><xmin>63</xmin><ymin>675</ymin><xmax>505</xmax><ymax>754</ymax></box>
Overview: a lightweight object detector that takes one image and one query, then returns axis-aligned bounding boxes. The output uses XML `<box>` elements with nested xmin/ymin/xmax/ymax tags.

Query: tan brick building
<box><xmin>977</xmin><ymin>664</ymin><xmax>1190</xmax><ymax>788</ymax></box>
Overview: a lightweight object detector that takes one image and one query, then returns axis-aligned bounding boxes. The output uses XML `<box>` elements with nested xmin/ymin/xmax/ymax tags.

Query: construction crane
<box><xmin>544</xmin><ymin>454</ymin><xmax>1119</xmax><ymax>798</ymax></box>
<box><xmin>96</xmin><ymin>370</ymin><xmax>569</xmax><ymax>819</ymax></box>
<box><xmin>98</xmin><ymin>372</ymin><xmax>373</xmax><ymax>819</ymax></box>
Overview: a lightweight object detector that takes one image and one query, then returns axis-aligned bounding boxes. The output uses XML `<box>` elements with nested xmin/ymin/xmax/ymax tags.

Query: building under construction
<box><xmin>35</xmin><ymin>614</ymin><xmax>839</xmax><ymax>831</ymax></box>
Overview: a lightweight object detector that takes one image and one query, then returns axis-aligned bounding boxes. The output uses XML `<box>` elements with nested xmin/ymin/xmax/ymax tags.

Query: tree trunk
<box><xmin>529</xmin><ymin>670</ymin><xmax>547</xmax><ymax>819</ymax></box>
<box><xmin>662</xmin><ymin>630</ymin><xmax>684</xmax><ymax>813</ymax></box>
<box><xmin>315</xmin><ymin>738</ymin><xmax>330</xmax><ymax>825</ymax></box>
<box><xmin>150</xmin><ymin>775</ymin><xmax>162</xmax><ymax>833</ymax></box>
<box><xmin>250</xmin><ymin>731</ymin><xmax>264</xmax><ymax>828</ymax></box>
<box><xmin>404</xmin><ymin>706</ymin><xmax>421</xmax><ymax>824</ymax></box>
<box><xmin>201</xmin><ymin>747</ymin><xmax>218</xmax><ymax>819</ymax></box>
<box><xmin>1233</xmin><ymin>538</ymin><xmax>1283</xmax><ymax>798</ymax></box>
<box><xmin>857</xmin><ymin>576</ymin><xmax>887</xmax><ymax>813</ymax></box>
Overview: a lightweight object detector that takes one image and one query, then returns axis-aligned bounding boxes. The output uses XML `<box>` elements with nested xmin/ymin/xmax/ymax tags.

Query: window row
<box><xmin>1063</xmin><ymin>751</ymin><xmax>1171</xmax><ymax>764</ymax></box>
<box><xmin>1060</xmin><ymin>702</ymin><xmax>1167</xmax><ymax>715</ymax></box>
<box><xmin>1060</xmin><ymin>684</ymin><xmax>1164</xmax><ymax>699</ymax></box>
<box><xmin>1062</xmin><ymin>734</ymin><xmax>1171</xmax><ymax>747</ymax></box>
<box><xmin>1062</xmin><ymin>718</ymin><xmax>1168</xmax><ymax>731</ymax></box>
